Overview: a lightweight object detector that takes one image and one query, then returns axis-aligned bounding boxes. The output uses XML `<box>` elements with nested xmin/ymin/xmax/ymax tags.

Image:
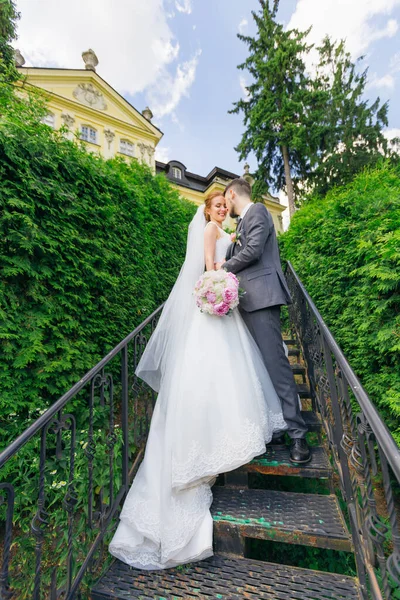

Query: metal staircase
<box><xmin>0</xmin><ymin>263</ymin><xmax>399</xmax><ymax>599</ymax></box>
<box><xmin>90</xmin><ymin>337</ymin><xmax>360</xmax><ymax>599</ymax></box>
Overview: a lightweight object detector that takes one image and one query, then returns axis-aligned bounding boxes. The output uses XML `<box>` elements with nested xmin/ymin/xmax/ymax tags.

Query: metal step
<box><xmin>291</xmin><ymin>362</ymin><xmax>306</xmax><ymax>375</ymax></box>
<box><xmin>302</xmin><ymin>410</ymin><xmax>322</xmax><ymax>431</ymax></box>
<box><xmin>288</xmin><ymin>348</ymin><xmax>300</xmax><ymax>358</ymax></box>
<box><xmin>91</xmin><ymin>555</ymin><xmax>360</xmax><ymax>599</ymax></box>
<box><xmin>283</xmin><ymin>338</ymin><xmax>297</xmax><ymax>346</ymax></box>
<box><xmin>297</xmin><ymin>383</ymin><xmax>311</xmax><ymax>398</ymax></box>
<box><xmin>235</xmin><ymin>445</ymin><xmax>332</xmax><ymax>479</ymax></box>
<box><xmin>212</xmin><ymin>487</ymin><xmax>352</xmax><ymax>552</ymax></box>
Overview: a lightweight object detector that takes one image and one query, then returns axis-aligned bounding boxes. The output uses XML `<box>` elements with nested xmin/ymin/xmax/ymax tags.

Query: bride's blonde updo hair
<box><xmin>204</xmin><ymin>190</ymin><xmax>224</xmax><ymax>222</ymax></box>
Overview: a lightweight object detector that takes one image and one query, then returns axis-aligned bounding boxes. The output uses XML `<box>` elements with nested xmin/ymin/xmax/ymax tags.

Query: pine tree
<box><xmin>310</xmin><ymin>37</ymin><xmax>390</xmax><ymax>196</ymax></box>
<box><xmin>0</xmin><ymin>0</ymin><xmax>20</xmax><ymax>76</ymax></box>
<box><xmin>230</xmin><ymin>0</ymin><xmax>326</xmax><ymax>217</ymax></box>
<box><xmin>231</xmin><ymin>2</ymin><xmax>391</xmax><ymax>209</ymax></box>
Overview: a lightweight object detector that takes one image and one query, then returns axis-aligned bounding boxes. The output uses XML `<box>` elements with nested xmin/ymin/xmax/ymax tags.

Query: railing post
<box><xmin>0</xmin><ymin>305</ymin><xmax>163</xmax><ymax>599</ymax></box>
<box><xmin>300</xmin><ymin>303</ymin><xmax>320</xmax><ymax>416</ymax></box>
<box><xmin>121</xmin><ymin>345</ymin><xmax>129</xmax><ymax>494</ymax></box>
<box><xmin>323</xmin><ymin>338</ymin><xmax>370</xmax><ymax>598</ymax></box>
<box><xmin>0</xmin><ymin>483</ymin><xmax>14</xmax><ymax>600</ymax></box>
<box><xmin>322</xmin><ymin>339</ymin><xmax>355</xmax><ymax>500</ymax></box>
<box><xmin>285</xmin><ymin>262</ymin><xmax>400</xmax><ymax>599</ymax></box>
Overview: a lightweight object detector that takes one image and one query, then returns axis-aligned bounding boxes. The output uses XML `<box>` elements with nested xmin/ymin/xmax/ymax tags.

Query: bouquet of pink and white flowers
<box><xmin>194</xmin><ymin>270</ymin><xmax>240</xmax><ymax>316</ymax></box>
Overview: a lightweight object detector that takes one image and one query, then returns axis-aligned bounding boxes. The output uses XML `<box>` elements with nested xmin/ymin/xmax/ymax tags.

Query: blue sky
<box><xmin>134</xmin><ymin>0</ymin><xmax>400</xmax><ymax>178</ymax></box>
<box><xmin>14</xmin><ymin>0</ymin><xmax>400</xmax><ymax>182</ymax></box>
<box><xmin>147</xmin><ymin>0</ymin><xmax>303</xmax><ymax>176</ymax></box>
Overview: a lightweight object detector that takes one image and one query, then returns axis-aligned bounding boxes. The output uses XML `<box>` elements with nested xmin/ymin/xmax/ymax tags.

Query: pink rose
<box><xmin>227</xmin><ymin>272</ymin><xmax>239</xmax><ymax>285</ymax></box>
<box><xmin>230</xmin><ymin>232</ymin><xmax>237</xmax><ymax>242</ymax></box>
<box><xmin>206</xmin><ymin>291</ymin><xmax>217</xmax><ymax>303</ymax></box>
<box><xmin>226</xmin><ymin>280</ymin><xmax>237</xmax><ymax>291</ymax></box>
<box><xmin>222</xmin><ymin>287</ymin><xmax>238</xmax><ymax>304</ymax></box>
<box><xmin>213</xmin><ymin>301</ymin><xmax>230</xmax><ymax>316</ymax></box>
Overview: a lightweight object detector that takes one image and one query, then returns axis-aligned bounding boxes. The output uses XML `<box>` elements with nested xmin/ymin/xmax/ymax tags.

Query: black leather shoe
<box><xmin>266</xmin><ymin>434</ymin><xmax>286</xmax><ymax>447</ymax></box>
<box><xmin>289</xmin><ymin>439</ymin><xmax>311</xmax><ymax>463</ymax></box>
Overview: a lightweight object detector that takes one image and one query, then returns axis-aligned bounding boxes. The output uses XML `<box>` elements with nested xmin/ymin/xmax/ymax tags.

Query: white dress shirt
<box><xmin>238</xmin><ymin>202</ymin><xmax>254</xmax><ymax>223</ymax></box>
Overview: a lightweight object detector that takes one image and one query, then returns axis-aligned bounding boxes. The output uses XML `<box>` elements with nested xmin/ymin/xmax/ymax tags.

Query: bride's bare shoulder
<box><xmin>204</xmin><ymin>222</ymin><xmax>221</xmax><ymax>239</ymax></box>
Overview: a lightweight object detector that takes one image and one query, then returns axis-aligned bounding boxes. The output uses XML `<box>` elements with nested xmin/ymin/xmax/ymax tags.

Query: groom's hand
<box><xmin>215</xmin><ymin>262</ymin><xmax>223</xmax><ymax>270</ymax></box>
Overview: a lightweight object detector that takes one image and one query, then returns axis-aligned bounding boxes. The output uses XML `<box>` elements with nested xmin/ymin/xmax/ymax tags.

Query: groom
<box><xmin>217</xmin><ymin>178</ymin><xmax>310</xmax><ymax>464</ymax></box>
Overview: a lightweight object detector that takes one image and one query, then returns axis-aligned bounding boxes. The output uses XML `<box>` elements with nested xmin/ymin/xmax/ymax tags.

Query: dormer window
<box><xmin>42</xmin><ymin>112</ymin><xmax>55</xmax><ymax>128</ymax></box>
<box><xmin>172</xmin><ymin>166</ymin><xmax>182</xmax><ymax>179</ymax></box>
<box><xmin>120</xmin><ymin>139</ymin><xmax>135</xmax><ymax>157</ymax></box>
<box><xmin>80</xmin><ymin>125</ymin><xmax>97</xmax><ymax>144</ymax></box>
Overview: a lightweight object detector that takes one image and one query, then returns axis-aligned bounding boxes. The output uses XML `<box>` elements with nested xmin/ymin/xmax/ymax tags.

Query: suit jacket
<box><xmin>222</xmin><ymin>203</ymin><xmax>292</xmax><ymax>312</ymax></box>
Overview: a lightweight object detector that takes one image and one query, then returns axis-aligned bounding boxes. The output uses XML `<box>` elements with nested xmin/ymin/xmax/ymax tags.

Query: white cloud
<box><xmin>288</xmin><ymin>0</ymin><xmax>400</xmax><ymax>61</ymax></box>
<box><xmin>279</xmin><ymin>190</ymin><xmax>291</xmax><ymax>231</ymax></box>
<box><xmin>383</xmin><ymin>128</ymin><xmax>400</xmax><ymax>152</ymax></box>
<box><xmin>384</xmin><ymin>127</ymin><xmax>400</xmax><ymax>138</ymax></box>
<box><xmin>155</xmin><ymin>145</ymin><xmax>171</xmax><ymax>162</ymax></box>
<box><xmin>389</xmin><ymin>51</ymin><xmax>400</xmax><ymax>70</ymax></box>
<box><xmin>147</xmin><ymin>49</ymin><xmax>202</xmax><ymax>118</ymax></box>
<box><xmin>369</xmin><ymin>73</ymin><xmax>395</xmax><ymax>88</ymax></box>
<box><xmin>171</xmin><ymin>111</ymin><xmax>185</xmax><ymax>132</ymax></box>
<box><xmin>239</xmin><ymin>76</ymin><xmax>251</xmax><ymax>101</ymax></box>
<box><xmin>238</xmin><ymin>18</ymin><xmax>248</xmax><ymax>34</ymax></box>
<box><xmin>13</xmin><ymin>0</ymin><xmax>199</xmax><ymax>118</ymax></box>
<box><xmin>369</xmin><ymin>17</ymin><xmax>398</xmax><ymax>42</ymax></box>
<box><xmin>175</xmin><ymin>0</ymin><xmax>192</xmax><ymax>14</ymax></box>
<box><xmin>368</xmin><ymin>47</ymin><xmax>400</xmax><ymax>89</ymax></box>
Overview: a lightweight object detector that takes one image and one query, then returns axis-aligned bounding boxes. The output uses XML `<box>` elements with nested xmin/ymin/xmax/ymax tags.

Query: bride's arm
<box><xmin>204</xmin><ymin>223</ymin><xmax>218</xmax><ymax>271</ymax></box>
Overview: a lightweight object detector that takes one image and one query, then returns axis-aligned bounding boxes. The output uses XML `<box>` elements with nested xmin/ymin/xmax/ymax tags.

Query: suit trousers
<box><xmin>239</xmin><ymin>305</ymin><xmax>308</xmax><ymax>439</ymax></box>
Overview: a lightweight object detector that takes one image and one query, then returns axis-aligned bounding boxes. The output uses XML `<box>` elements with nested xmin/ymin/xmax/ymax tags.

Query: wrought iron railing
<box><xmin>2</xmin><ymin>263</ymin><xmax>399</xmax><ymax>600</ymax></box>
<box><xmin>286</xmin><ymin>261</ymin><xmax>400</xmax><ymax>600</ymax></box>
<box><xmin>0</xmin><ymin>305</ymin><xmax>163</xmax><ymax>599</ymax></box>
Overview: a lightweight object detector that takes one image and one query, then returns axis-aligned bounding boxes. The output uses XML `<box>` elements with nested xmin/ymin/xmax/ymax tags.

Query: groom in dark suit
<box><xmin>218</xmin><ymin>178</ymin><xmax>310</xmax><ymax>463</ymax></box>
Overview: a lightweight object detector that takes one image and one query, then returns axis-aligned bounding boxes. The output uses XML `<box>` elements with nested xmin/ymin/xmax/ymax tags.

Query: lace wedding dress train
<box><xmin>109</xmin><ymin>213</ymin><xmax>286</xmax><ymax>570</ymax></box>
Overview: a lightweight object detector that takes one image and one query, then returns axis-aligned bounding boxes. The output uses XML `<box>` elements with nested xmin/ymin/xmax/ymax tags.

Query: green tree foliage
<box><xmin>310</xmin><ymin>37</ymin><xmax>389</xmax><ymax>196</ymax></box>
<box><xmin>232</xmin><ymin>1</ymin><xmax>391</xmax><ymax>206</ymax></box>
<box><xmin>0</xmin><ymin>82</ymin><xmax>196</xmax><ymax>445</ymax></box>
<box><xmin>280</xmin><ymin>162</ymin><xmax>400</xmax><ymax>443</ymax></box>
<box><xmin>0</xmin><ymin>0</ymin><xmax>20</xmax><ymax>77</ymax></box>
<box><xmin>230</xmin><ymin>0</ymin><xmax>324</xmax><ymax>217</ymax></box>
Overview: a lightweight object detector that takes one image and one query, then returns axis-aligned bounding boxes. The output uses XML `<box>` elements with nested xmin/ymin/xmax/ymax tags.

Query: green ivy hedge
<box><xmin>0</xmin><ymin>81</ymin><xmax>196</xmax><ymax>446</ymax></box>
<box><xmin>0</xmin><ymin>79</ymin><xmax>197</xmax><ymax>596</ymax></box>
<box><xmin>280</xmin><ymin>161</ymin><xmax>400</xmax><ymax>444</ymax></box>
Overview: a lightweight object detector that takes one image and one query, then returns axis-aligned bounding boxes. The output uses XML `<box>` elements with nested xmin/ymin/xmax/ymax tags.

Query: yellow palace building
<box><xmin>15</xmin><ymin>48</ymin><xmax>285</xmax><ymax>233</ymax></box>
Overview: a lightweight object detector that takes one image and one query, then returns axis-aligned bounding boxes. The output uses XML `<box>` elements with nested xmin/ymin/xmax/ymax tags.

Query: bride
<box><xmin>109</xmin><ymin>191</ymin><xmax>287</xmax><ymax>570</ymax></box>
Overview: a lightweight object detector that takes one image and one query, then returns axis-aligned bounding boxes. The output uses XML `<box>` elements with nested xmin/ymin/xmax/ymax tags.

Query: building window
<box><xmin>80</xmin><ymin>125</ymin><xmax>97</xmax><ymax>144</ymax></box>
<box><xmin>120</xmin><ymin>139</ymin><xmax>135</xmax><ymax>157</ymax></box>
<box><xmin>41</xmin><ymin>112</ymin><xmax>55</xmax><ymax>128</ymax></box>
<box><xmin>172</xmin><ymin>166</ymin><xmax>182</xmax><ymax>179</ymax></box>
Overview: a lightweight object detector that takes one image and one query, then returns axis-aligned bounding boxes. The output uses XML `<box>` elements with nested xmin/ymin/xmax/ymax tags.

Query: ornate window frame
<box><xmin>42</xmin><ymin>112</ymin><xmax>55</xmax><ymax>128</ymax></box>
<box><xmin>119</xmin><ymin>139</ymin><xmax>135</xmax><ymax>157</ymax></box>
<box><xmin>80</xmin><ymin>125</ymin><xmax>98</xmax><ymax>144</ymax></box>
<box><xmin>172</xmin><ymin>166</ymin><xmax>182</xmax><ymax>179</ymax></box>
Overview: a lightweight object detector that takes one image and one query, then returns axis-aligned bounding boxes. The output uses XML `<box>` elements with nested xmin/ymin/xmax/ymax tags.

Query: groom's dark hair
<box><xmin>224</xmin><ymin>177</ymin><xmax>251</xmax><ymax>199</ymax></box>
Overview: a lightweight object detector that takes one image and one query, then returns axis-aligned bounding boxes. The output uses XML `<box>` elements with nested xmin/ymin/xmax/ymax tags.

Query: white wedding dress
<box><xmin>109</xmin><ymin>208</ymin><xmax>286</xmax><ymax>570</ymax></box>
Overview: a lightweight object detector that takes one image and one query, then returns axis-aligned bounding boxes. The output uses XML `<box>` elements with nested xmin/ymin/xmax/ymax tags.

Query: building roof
<box><xmin>156</xmin><ymin>160</ymin><xmax>239</xmax><ymax>192</ymax></box>
<box><xmin>17</xmin><ymin>66</ymin><xmax>164</xmax><ymax>139</ymax></box>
